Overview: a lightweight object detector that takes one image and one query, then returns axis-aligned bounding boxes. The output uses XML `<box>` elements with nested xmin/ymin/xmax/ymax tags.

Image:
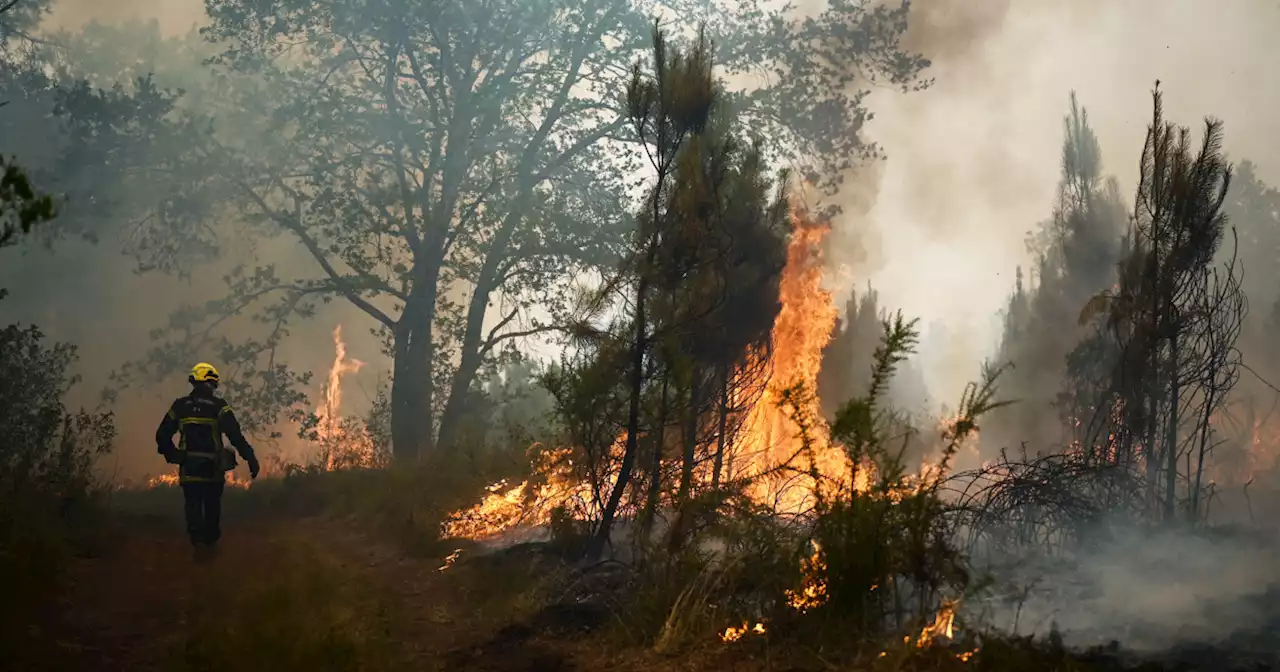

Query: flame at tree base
<box><xmin>443</xmin><ymin>207</ymin><xmax>853</xmax><ymax>539</ymax></box>
<box><xmin>441</xmin><ymin>445</ymin><xmax>597</xmax><ymax>540</ymax></box>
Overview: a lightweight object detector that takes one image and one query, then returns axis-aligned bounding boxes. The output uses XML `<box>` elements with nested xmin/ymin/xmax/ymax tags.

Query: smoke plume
<box><xmin>830</xmin><ymin>0</ymin><xmax>1280</xmax><ymax>403</ymax></box>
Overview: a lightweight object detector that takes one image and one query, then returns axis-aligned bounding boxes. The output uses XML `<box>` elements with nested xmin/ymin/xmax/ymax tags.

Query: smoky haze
<box><xmin>835</xmin><ymin>0</ymin><xmax>1280</xmax><ymax>404</ymax></box>
<box><xmin>23</xmin><ymin>0</ymin><xmax>1280</xmax><ymax>476</ymax></box>
<box><xmin>824</xmin><ymin>1</ymin><xmax>1280</xmax><ymax>654</ymax></box>
<box><xmin>8</xmin><ymin>0</ymin><xmax>1280</xmax><ymax>662</ymax></box>
<box><xmin>45</xmin><ymin>0</ymin><xmax>203</xmax><ymax>35</ymax></box>
<box><xmin>4</xmin><ymin>0</ymin><xmax>386</xmax><ymax>481</ymax></box>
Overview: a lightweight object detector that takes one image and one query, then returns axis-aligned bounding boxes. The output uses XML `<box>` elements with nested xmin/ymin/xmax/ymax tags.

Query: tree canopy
<box><xmin>112</xmin><ymin>0</ymin><xmax>928</xmax><ymax>460</ymax></box>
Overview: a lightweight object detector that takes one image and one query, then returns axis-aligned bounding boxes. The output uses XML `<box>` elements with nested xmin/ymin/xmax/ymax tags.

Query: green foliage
<box><xmin>790</xmin><ymin>316</ymin><xmax>1008</xmax><ymax>636</ymax></box>
<box><xmin>1</xmin><ymin>29</ymin><xmax>208</xmax><ymax>251</ymax></box>
<box><xmin>0</xmin><ymin>324</ymin><xmax>116</xmax><ymax>653</ymax></box>
<box><xmin>0</xmin><ymin>156</ymin><xmax>55</xmax><ymax>250</ymax></box>
<box><xmin>48</xmin><ymin>19</ymin><xmax>216</xmax><ymax>95</ymax></box>
<box><xmin>541</xmin><ymin>340</ymin><xmax>629</xmax><ymax>499</ymax></box>
<box><xmin>602</xmin><ymin>315</ymin><xmax>1011</xmax><ymax>656</ymax></box>
<box><xmin>1068</xmin><ymin>84</ymin><xmax>1241</xmax><ymax>520</ymax></box>
<box><xmin>0</xmin><ymin>0</ymin><xmax>49</xmax><ymax>45</ymax></box>
<box><xmin>0</xmin><ymin>324</ymin><xmax>115</xmax><ymax>492</ymax></box>
<box><xmin>583</xmin><ymin>22</ymin><xmax>797</xmax><ymax>558</ymax></box>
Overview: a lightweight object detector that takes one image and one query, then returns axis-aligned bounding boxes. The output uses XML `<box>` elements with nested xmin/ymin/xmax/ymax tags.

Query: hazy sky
<box><xmin>46</xmin><ymin>0</ymin><xmax>203</xmax><ymax>35</ymax></box>
<box><xmin>43</xmin><ymin>0</ymin><xmax>1280</xmax><ymax>407</ymax></box>
<box><xmin>832</xmin><ymin>0</ymin><xmax>1280</xmax><ymax>402</ymax></box>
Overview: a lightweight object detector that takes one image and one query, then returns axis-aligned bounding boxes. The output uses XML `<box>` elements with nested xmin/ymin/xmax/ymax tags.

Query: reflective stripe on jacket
<box><xmin>156</xmin><ymin>387</ymin><xmax>256</xmax><ymax>484</ymax></box>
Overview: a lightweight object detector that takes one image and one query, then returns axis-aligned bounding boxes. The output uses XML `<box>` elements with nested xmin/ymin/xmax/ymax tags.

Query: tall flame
<box><xmin>316</xmin><ymin>326</ymin><xmax>364</xmax><ymax>441</ymax></box>
<box><xmin>314</xmin><ymin>324</ymin><xmax>377</xmax><ymax>470</ymax></box>
<box><xmin>729</xmin><ymin>209</ymin><xmax>851</xmax><ymax>512</ymax></box>
<box><xmin>146</xmin><ymin>324</ymin><xmax>375</xmax><ymax>490</ymax></box>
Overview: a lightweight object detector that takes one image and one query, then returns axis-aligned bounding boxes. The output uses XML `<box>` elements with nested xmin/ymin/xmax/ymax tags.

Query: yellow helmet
<box><xmin>190</xmin><ymin>362</ymin><xmax>220</xmax><ymax>383</ymax></box>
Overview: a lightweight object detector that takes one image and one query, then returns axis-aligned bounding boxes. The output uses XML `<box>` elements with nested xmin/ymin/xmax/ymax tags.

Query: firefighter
<box><xmin>155</xmin><ymin>362</ymin><xmax>260</xmax><ymax>560</ymax></box>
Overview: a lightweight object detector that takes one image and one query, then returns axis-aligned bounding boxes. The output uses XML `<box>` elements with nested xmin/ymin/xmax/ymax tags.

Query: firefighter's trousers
<box><xmin>181</xmin><ymin>481</ymin><xmax>225</xmax><ymax>546</ymax></box>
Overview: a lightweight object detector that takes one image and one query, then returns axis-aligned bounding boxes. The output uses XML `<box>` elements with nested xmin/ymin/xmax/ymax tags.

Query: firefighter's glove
<box><xmin>248</xmin><ymin>456</ymin><xmax>261</xmax><ymax>480</ymax></box>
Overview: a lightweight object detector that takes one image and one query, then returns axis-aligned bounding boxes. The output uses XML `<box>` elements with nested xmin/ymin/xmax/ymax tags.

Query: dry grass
<box><xmin>171</xmin><ymin>533</ymin><xmax>403</xmax><ymax>672</ymax></box>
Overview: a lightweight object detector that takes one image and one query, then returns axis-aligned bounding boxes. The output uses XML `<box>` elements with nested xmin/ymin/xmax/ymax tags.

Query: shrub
<box><xmin>798</xmin><ymin>313</ymin><xmax>1008</xmax><ymax>637</ymax></box>
<box><xmin>0</xmin><ymin>323</ymin><xmax>115</xmax><ymax>652</ymax></box>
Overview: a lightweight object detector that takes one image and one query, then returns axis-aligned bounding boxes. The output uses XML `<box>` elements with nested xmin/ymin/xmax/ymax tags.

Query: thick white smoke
<box><xmin>830</xmin><ymin>0</ymin><xmax>1280</xmax><ymax>404</ymax></box>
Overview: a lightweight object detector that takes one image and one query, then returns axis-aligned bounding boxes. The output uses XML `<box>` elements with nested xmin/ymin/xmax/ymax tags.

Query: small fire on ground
<box><xmin>145</xmin><ymin>471</ymin><xmax>252</xmax><ymax>489</ymax></box>
<box><xmin>720</xmin><ymin>621</ymin><xmax>767</xmax><ymax>642</ymax></box>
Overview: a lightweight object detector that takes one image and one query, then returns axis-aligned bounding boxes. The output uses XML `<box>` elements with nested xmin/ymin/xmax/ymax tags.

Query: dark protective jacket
<box><xmin>155</xmin><ymin>385</ymin><xmax>257</xmax><ymax>483</ymax></box>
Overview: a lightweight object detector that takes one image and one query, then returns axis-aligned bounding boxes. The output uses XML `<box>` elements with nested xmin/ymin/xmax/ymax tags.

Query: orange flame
<box><xmin>441</xmin><ymin>445</ymin><xmax>598</xmax><ymax>540</ymax></box>
<box><xmin>312</xmin><ymin>325</ymin><xmax>379</xmax><ymax>470</ymax></box>
<box><xmin>917</xmin><ymin>598</ymin><xmax>958</xmax><ymax>648</ymax></box>
<box><xmin>445</xmin><ymin>208</ymin><xmax>851</xmax><ymax>536</ymax></box>
<box><xmin>730</xmin><ymin>209</ymin><xmax>853</xmax><ymax>512</ymax></box>
<box><xmin>316</xmin><ymin>325</ymin><xmax>363</xmax><ymax>441</ymax></box>
<box><xmin>720</xmin><ymin>621</ymin><xmax>767</xmax><ymax>642</ymax></box>
<box><xmin>784</xmin><ymin>540</ymin><xmax>829</xmax><ymax>612</ymax></box>
<box><xmin>146</xmin><ymin>471</ymin><xmax>252</xmax><ymax>490</ymax></box>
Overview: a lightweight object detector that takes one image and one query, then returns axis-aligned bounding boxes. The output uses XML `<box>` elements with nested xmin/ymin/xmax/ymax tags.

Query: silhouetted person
<box><xmin>155</xmin><ymin>362</ymin><xmax>260</xmax><ymax>560</ymax></box>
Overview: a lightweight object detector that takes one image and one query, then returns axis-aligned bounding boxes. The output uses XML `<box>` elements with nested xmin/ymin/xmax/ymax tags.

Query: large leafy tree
<box><xmin>0</xmin><ymin>17</ymin><xmax>229</xmax><ymax>426</ymax></box>
<box><xmin>135</xmin><ymin>0</ymin><xmax>926</xmax><ymax>461</ymax></box>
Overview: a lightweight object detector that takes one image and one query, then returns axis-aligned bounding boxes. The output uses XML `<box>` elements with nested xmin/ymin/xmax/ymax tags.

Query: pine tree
<box><xmin>991</xmin><ymin>93</ymin><xmax>1125</xmax><ymax>451</ymax></box>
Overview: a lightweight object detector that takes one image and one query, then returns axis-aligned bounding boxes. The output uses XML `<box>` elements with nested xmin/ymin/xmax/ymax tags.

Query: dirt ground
<box><xmin>16</xmin><ymin>504</ymin><xmax>676</xmax><ymax>672</ymax></box>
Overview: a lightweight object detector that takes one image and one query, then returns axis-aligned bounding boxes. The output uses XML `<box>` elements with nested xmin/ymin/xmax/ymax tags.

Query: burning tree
<box><xmin>1074</xmin><ymin>84</ymin><xmax>1243</xmax><ymax>521</ymax></box>
<box><xmin>576</xmin><ymin>25</ymin><xmax>792</xmax><ymax>560</ymax></box>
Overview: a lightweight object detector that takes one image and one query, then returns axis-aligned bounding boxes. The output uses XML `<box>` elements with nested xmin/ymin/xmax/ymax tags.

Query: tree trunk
<box><xmin>436</xmin><ymin>61</ymin><xmax>590</xmax><ymax>448</ymax></box>
<box><xmin>1191</xmin><ymin>385</ymin><xmax>1215</xmax><ymax>521</ymax></box>
<box><xmin>435</xmin><ymin>271</ymin><xmax>497</xmax><ymax>451</ymax></box>
<box><xmin>389</xmin><ymin>265</ymin><xmax>441</xmax><ymax>462</ymax></box>
<box><xmin>643</xmin><ymin>369</ymin><xmax>671</xmax><ymax>534</ymax></box>
<box><xmin>678</xmin><ymin>373</ymin><xmax>701</xmax><ymax>504</ymax></box>
<box><xmin>1164</xmin><ymin>332</ymin><xmax>1179</xmax><ymax>520</ymax></box>
<box><xmin>436</xmin><ymin>199</ymin><xmax>529</xmax><ymax>451</ymax></box>
<box><xmin>711</xmin><ymin>368</ymin><xmax>730</xmax><ymax>489</ymax></box>
<box><xmin>585</xmin><ymin>240</ymin><xmax>655</xmax><ymax>561</ymax></box>
<box><xmin>668</xmin><ymin>372</ymin><xmax>701</xmax><ymax>554</ymax></box>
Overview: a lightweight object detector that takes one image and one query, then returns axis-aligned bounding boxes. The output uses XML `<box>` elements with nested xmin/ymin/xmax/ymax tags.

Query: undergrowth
<box><xmin>594</xmin><ymin>313</ymin><xmax>1022</xmax><ymax>665</ymax></box>
<box><xmin>173</xmin><ymin>535</ymin><xmax>402</xmax><ymax>672</ymax></box>
<box><xmin>115</xmin><ymin>441</ymin><xmax>523</xmax><ymax>561</ymax></box>
<box><xmin>0</xmin><ymin>325</ymin><xmax>116</xmax><ymax>662</ymax></box>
